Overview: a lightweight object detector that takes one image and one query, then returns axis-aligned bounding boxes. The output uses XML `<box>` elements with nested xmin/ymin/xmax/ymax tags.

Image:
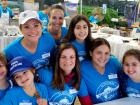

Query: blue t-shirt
<box><xmin>3</xmin><ymin>32</ymin><xmax>56</xmax><ymax>69</ymax></box>
<box><xmin>136</xmin><ymin>28</ymin><xmax>140</xmax><ymax>33</ymax></box>
<box><xmin>0</xmin><ymin>83</ymin><xmax>48</xmax><ymax>105</ymax></box>
<box><xmin>89</xmin><ymin>16</ymin><xmax>98</xmax><ymax>24</ymax></box>
<box><xmin>37</xmin><ymin>66</ymin><xmax>53</xmax><ymax>86</ymax></box>
<box><xmin>0</xmin><ymin>80</ymin><xmax>12</xmax><ymax>100</ymax></box>
<box><xmin>0</xmin><ymin>6</ymin><xmax>14</xmax><ymax>18</ymax></box>
<box><xmin>71</xmin><ymin>40</ymin><xmax>86</xmax><ymax>62</ymax></box>
<box><xmin>43</xmin><ymin>27</ymin><xmax>68</xmax><ymax>45</ymax></box>
<box><xmin>125</xmin><ymin>78</ymin><xmax>140</xmax><ymax>97</ymax></box>
<box><xmin>48</xmin><ymin>79</ymin><xmax>88</xmax><ymax>105</ymax></box>
<box><xmin>80</xmin><ymin>56</ymin><xmax>122</xmax><ymax>104</ymax></box>
<box><xmin>38</xmin><ymin>11</ymin><xmax>49</xmax><ymax>28</ymax></box>
<box><xmin>38</xmin><ymin>67</ymin><xmax>89</xmax><ymax>104</ymax></box>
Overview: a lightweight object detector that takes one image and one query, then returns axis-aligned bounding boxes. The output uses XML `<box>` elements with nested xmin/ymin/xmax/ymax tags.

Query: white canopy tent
<box><xmin>64</xmin><ymin>0</ymin><xmax>82</xmax><ymax>14</ymax></box>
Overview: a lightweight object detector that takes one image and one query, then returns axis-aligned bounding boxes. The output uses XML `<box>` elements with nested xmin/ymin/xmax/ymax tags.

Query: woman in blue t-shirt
<box><xmin>3</xmin><ymin>10</ymin><xmax>56</xmax><ymax>70</ymax></box>
<box><xmin>38</xmin><ymin>43</ymin><xmax>93</xmax><ymax>105</ymax></box>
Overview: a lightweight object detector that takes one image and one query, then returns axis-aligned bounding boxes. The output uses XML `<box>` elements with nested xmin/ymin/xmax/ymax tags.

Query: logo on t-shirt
<box><xmin>96</xmin><ymin>81</ymin><xmax>119</xmax><ymax>102</ymax></box>
<box><xmin>49</xmin><ymin>90</ymin><xmax>75</xmax><ymax>105</ymax></box>
<box><xmin>126</xmin><ymin>87</ymin><xmax>140</xmax><ymax>97</ymax></box>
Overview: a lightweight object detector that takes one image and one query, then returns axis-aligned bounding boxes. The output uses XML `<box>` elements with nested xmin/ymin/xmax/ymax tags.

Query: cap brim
<box><xmin>19</xmin><ymin>17</ymin><xmax>41</xmax><ymax>25</ymax></box>
<box><xmin>9</xmin><ymin>67</ymin><xmax>33</xmax><ymax>78</ymax></box>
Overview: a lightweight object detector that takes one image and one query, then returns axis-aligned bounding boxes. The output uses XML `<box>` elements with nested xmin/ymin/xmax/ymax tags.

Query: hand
<box><xmin>37</xmin><ymin>98</ymin><xmax>48</xmax><ymax>105</ymax></box>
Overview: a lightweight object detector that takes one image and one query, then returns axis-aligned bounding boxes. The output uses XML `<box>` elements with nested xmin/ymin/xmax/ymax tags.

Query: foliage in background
<box><xmin>78</xmin><ymin>6</ymin><xmax>120</xmax><ymax>27</ymax></box>
<box><xmin>103</xmin><ymin>8</ymin><xmax>119</xmax><ymax>27</ymax></box>
<box><xmin>77</xmin><ymin>6</ymin><xmax>94</xmax><ymax>18</ymax></box>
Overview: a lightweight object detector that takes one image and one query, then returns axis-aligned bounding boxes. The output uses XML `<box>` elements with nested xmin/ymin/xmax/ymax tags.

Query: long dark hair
<box><xmin>51</xmin><ymin>43</ymin><xmax>81</xmax><ymax>90</ymax></box>
<box><xmin>62</xmin><ymin>14</ymin><xmax>92</xmax><ymax>58</ymax></box>
<box><xmin>62</xmin><ymin>14</ymin><xmax>92</xmax><ymax>43</ymax></box>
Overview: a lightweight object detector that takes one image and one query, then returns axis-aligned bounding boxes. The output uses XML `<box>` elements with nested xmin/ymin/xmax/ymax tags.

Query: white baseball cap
<box><xmin>19</xmin><ymin>10</ymin><xmax>41</xmax><ymax>25</ymax></box>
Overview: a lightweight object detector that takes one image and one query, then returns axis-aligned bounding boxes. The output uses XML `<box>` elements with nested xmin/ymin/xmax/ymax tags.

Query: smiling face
<box><xmin>49</xmin><ymin>9</ymin><xmax>64</xmax><ymax>32</ymax></box>
<box><xmin>59</xmin><ymin>48</ymin><xmax>76</xmax><ymax>75</ymax></box>
<box><xmin>123</xmin><ymin>55</ymin><xmax>140</xmax><ymax>82</ymax></box>
<box><xmin>0</xmin><ymin>61</ymin><xmax>7</xmax><ymax>80</ymax></box>
<box><xmin>13</xmin><ymin>70</ymin><xmax>34</xmax><ymax>88</ymax></box>
<box><xmin>90</xmin><ymin>44</ymin><xmax>110</xmax><ymax>69</ymax></box>
<box><xmin>74</xmin><ymin>20</ymin><xmax>89</xmax><ymax>42</ymax></box>
<box><xmin>20</xmin><ymin>19</ymin><xmax>42</xmax><ymax>43</ymax></box>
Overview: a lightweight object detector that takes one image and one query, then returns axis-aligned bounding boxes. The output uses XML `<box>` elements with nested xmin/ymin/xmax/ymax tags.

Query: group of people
<box><xmin>0</xmin><ymin>2</ymin><xmax>140</xmax><ymax>105</ymax></box>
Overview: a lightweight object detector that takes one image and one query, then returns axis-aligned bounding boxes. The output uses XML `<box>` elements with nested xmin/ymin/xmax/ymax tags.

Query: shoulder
<box><xmin>42</xmin><ymin>32</ymin><xmax>55</xmax><ymax>43</ymax></box>
<box><xmin>81</xmin><ymin>59</ymin><xmax>90</xmax><ymax>66</ymax></box>
<box><xmin>80</xmin><ymin>60</ymin><xmax>91</xmax><ymax>72</ymax></box>
<box><xmin>38</xmin><ymin>67</ymin><xmax>53</xmax><ymax>78</ymax></box>
<box><xmin>42</xmin><ymin>31</ymin><xmax>53</xmax><ymax>39</ymax></box>
<box><xmin>35</xmin><ymin>83</ymin><xmax>48</xmax><ymax>94</ymax></box>
<box><xmin>38</xmin><ymin>67</ymin><xmax>53</xmax><ymax>85</ymax></box>
<box><xmin>6</xmin><ymin>86</ymin><xmax>22</xmax><ymax>95</ymax></box>
<box><xmin>4</xmin><ymin>37</ymin><xmax>22</xmax><ymax>48</ymax></box>
<box><xmin>6</xmin><ymin>7</ymin><xmax>12</xmax><ymax>11</ymax></box>
<box><xmin>107</xmin><ymin>56</ymin><xmax>122</xmax><ymax>71</ymax></box>
<box><xmin>62</xmin><ymin>27</ymin><xmax>68</xmax><ymax>31</ymax></box>
<box><xmin>3</xmin><ymin>37</ymin><xmax>22</xmax><ymax>55</ymax></box>
<box><xmin>109</xmin><ymin>56</ymin><xmax>121</xmax><ymax>65</ymax></box>
<box><xmin>36</xmin><ymin>83</ymin><xmax>47</xmax><ymax>89</ymax></box>
<box><xmin>61</xmin><ymin>27</ymin><xmax>68</xmax><ymax>36</ymax></box>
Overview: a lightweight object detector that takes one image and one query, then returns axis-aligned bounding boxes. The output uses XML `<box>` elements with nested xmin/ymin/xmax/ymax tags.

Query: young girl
<box><xmin>122</xmin><ymin>49</ymin><xmax>140</xmax><ymax>97</ymax></box>
<box><xmin>0</xmin><ymin>56</ymin><xmax>48</xmax><ymax>105</ymax></box>
<box><xmin>0</xmin><ymin>53</ymin><xmax>12</xmax><ymax>99</ymax></box>
<box><xmin>38</xmin><ymin>43</ymin><xmax>93</xmax><ymax>105</ymax></box>
<box><xmin>62</xmin><ymin>14</ymin><xmax>92</xmax><ymax>61</ymax></box>
<box><xmin>80</xmin><ymin>38</ymin><xmax>122</xmax><ymax>104</ymax></box>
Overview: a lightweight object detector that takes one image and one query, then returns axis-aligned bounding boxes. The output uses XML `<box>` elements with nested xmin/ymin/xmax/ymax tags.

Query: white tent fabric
<box><xmin>64</xmin><ymin>0</ymin><xmax>79</xmax><ymax>3</ymax></box>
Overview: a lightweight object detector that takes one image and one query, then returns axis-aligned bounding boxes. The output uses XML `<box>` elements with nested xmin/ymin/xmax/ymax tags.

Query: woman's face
<box><xmin>90</xmin><ymin>44</ymin><xmax>110</xmax><ymax>68</ymax></box>
<box><xmin>0</xmin><ymin>61</ymin><xmax>7</xmax><ymax>80</ymax></box>
<box><xmin>49</xmin><ymin>9</ymin><xmax>64</xmax><ymax>32</ymax></box>
<box><xmin>59</xmin><ymin>48</ymin><xmax>76</xmax><ymax>75</ymax></box>
<box><xmin>21</xmin><ymin>19</ymin><xmax>42</xmax><ymax>43</ymax></box>
<box><xmin>123</xmin><ymin>55</ymin><xmax>140</xmax><ymax>82</ymax></box>
<box><xmin>74</xmin><ymin>20</ymin><xmax>89</xmax><ymax>42</ymax></box>
<box><xmin>14</xmin><ymin>70</ymin><xmax>34</xmax><ymax>88</ymax></box>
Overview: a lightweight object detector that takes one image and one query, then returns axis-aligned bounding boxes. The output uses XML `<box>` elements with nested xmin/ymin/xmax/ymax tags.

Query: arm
<box><xmin>78</xmin><ymin>79</ymin><xmax>94</xmax><ymax>105</ymax></box>
<box><xmin>37</xmin><ymin>98</ymin><xmax>48</xmax><ymax>105</ymax></box>
<box><xmin>78</xmin><ymin>95</ymin><xmax>93</xmax><ymax>105</ymax></box>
